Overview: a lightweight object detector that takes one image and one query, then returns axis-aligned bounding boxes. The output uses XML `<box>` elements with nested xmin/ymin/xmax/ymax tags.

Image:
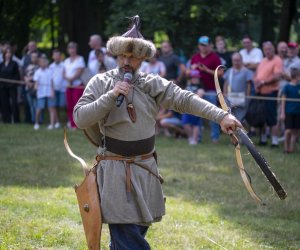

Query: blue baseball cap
<box><xmin>198</xmin><ymin>36</ymin><xmax>210</xmax><ymax>45</ymax></box>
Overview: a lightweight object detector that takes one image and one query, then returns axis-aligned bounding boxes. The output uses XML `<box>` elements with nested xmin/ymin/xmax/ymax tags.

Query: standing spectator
<box><xmin>182</xmin><ymin>69</ymin><xmax>204</xmax><ymax>145</ymax></box>
<box><xmin>253</xmin><ymin>41</ymin><xmax>283</xmax><ymax>146</ymax></box>
<box><xmin>277</xmin><ymin>41</ymin><xmax>288</xmax><ymax>60</ymax></box>
<box><xmin>21</xmin><ymin>41</ymin><xmax>39</xmax><ymax>73</ymax></box>
<box><xmin>24</xmin><ymin>51</ymin><xmax>39</xmax><ymax>123</ymax></box>
<box><xmin>159</xmin><ymin>41</ymin><xmax>186</xmax><ymax>88</ymax></box>
<box><xmin>215</xmin><ymin>36</ymin><xmax>232</xmax><ymax>68</ymax></box>
<box><xmin>189</xmin><ymin>35</ymin><xmax>222</xmax><ymax>143</ymax></box>
<box><xmin>239</xmin><ymin>35</ymin><xmax>263</xmax><ymax>71</ymax></box>
<box><xmin>141</xmin><ymin>53</ymin><xmax>166</xmax><ymax>77</ymax></box>
<box><xmin>88</xmin><ymin>34</ymin><xmax>116</xmax><ymax>76</ymax></box>
<box><xmin>0</xmin><ymin>42</ymin><xmax>22</xmax><ymax>66</ymax></box>
<box><xmin>63</xmin><ymin>42</ymin><xmax>85</xmax><ymax>130</ymax></box>
<box><xmin>95</xmin><ymin>49</ymin><xmax>108</xmax><ymax>73</ymax></box>
<box><xmin>0</xmin><ymin>47</ymin><xmax>21</xmax><ymax>123</ymax></box>
<box><xmin>49</xmin><ymin>49</ymin><xmax>66</xmax><ymax>128</ymax></box>
<box><xmin>280</xmin><ymin>68</ymin><xmax>300</xmax><ymax>153</ymax></box>
<box><xmin>223</xmin><ymin>52</ymin><xmax>253</xmax><ymax>123</ymax></box>
<box><xmin>283</xmin><ymin>42</ymin><xmax>300</xmax><ymax>78</ymax></box>
<box><xmin>33</xmin><ymin>55</ymin><xmax>56</xmax><ymax>130</ymax></box>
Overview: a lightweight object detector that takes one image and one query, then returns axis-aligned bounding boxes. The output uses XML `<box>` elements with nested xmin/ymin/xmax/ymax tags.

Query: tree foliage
<box><xmin>0</xmin><ymin>0</ymin><xmax>299</xmax><ymax>58</ymax></box>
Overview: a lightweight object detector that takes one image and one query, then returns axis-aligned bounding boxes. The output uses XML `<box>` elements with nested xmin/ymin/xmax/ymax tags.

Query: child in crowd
<box><xmin>280</xmin><ymin>68</ymin><xmax>300</xmax><ymax>153</ymax></box>
<box><xmin>49</xmin><ymin>49</ymin><xmax>66</xmax><ymax>128</ymax></box>
<box><xmin>182</xmin><ymin>69</ymin><xmax>205</xmax><ymax>145</ymax></box>
<box><xmin>33</xmin><ymin>55</ymin><xmax>56</xmax><ymax>130</ymax></box>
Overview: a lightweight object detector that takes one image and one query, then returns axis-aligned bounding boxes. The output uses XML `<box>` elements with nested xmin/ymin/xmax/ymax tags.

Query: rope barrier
<box><xmin>1</xmin><ymin>77</ymin><xmax>299</xmax><ymax>101</ymax></box>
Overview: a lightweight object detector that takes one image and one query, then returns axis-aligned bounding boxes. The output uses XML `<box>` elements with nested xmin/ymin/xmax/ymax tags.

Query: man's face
<box><xmin>161</xmin><ymin>42</ymin><xmax>171</xmax><ymax>55</ymax></box>
<box><xmin>242</xmin><ymin>38</ymin><xmax>252</xmax><ymax>50</ymax></box>
<box><xmin>232</xmin><ymin>54</ymin><xmax>242</xmax><ymax>68</ymax></box>
<box><xmin>117</xmin><ymin>54</ymin><xmax>143</xmax><ymax>73</ymax></box>
<box><xmin>198</xmin><ymin>43</ymin><xmax>211</xmax><ymax>55</ymax></box>
<box><xmin>263</xmin><ymin>43</ymin><xmax>275</xmax><ymax>59</ymax></box>
<box><xmin>277</xmin><ymin>42</ymin><xmax>288</xmax><ymax>56</ymax></box>
<box><xmin>287</xmin><ymin>47</ymin><xmax>299</xmax><ymax>58</ymax></box>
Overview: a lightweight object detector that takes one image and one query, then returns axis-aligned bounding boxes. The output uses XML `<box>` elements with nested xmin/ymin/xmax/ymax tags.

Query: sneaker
<box><xmin>33</xmin><ymin>124</ymin><xmax>39</xmax><ymax>130</ymax></box>
<box><xmin>47</xmin><ymin>124</ymin><xmax>54</xmax><ymax>130</ymax></box>
<box><xmin>189</xmin><ymin>139</ymin><xmax>197</xmax><ymax>145</ymax></box>
<box><xmin>54</xmin><ymin>122</ymin><xmax>61</xmax><ymax>129</ymax></box>
<box><xmin>67</xmin><ymin>121</ymin><xmax>72</xmax><ymax>128</ymax></box>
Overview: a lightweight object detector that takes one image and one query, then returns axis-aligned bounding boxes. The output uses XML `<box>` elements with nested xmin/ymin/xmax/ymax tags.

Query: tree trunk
<box><xmin>278</xmin><ymin>0</ymin><xmax>297</xmax><ymax>42</ymax></box>
<box><xmin>58</xmin><ymin>0</ymin><xmax>111</xmax><ymax>60</ymax></box>
<box><xmin>260</xmin><ymin>0</ymin><xmax>276</xmax><ymax>44</ymax></box>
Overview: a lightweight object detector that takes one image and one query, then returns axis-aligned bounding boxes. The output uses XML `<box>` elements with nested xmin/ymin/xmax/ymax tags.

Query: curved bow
<box><xmin>214</xmin><ymin>65</ymin><xmax>263</xmax><ymax>204</ymax></box>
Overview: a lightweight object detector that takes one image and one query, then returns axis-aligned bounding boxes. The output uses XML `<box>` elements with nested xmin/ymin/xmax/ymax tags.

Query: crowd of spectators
<box><xmin>0</xmin><ymin>34</ymin><xmax>299</xmax><ymax>152</ymax></box>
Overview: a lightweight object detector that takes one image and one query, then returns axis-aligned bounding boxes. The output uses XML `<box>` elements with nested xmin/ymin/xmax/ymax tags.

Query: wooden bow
<box><xmin>214</xmin><ymin>65</ymin><xmax>263</xmax><ymax>204</ymax></box>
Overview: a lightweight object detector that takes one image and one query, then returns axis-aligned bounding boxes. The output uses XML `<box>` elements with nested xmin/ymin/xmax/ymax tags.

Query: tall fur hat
<box><xmin>107</xmin><ymin>15</ymin><xmax>156</xmax><ymax>59</ymax></box>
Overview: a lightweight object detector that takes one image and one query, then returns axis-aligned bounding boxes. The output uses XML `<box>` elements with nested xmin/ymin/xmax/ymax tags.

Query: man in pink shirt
<box><xmin>188</xmin><ymin>36</ymin><xmax>222</xmax><ymax>143</ymax></box>
<box><xmin>253</xmin><ymin>41</ymin><xmax>283</xmax><ymax>146</ymax></box>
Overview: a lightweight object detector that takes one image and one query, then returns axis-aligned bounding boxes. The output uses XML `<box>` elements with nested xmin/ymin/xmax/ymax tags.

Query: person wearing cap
<box><xmin>188</xmin><ymin>35</ymin><xmax>223</xmax><ymax>143</ymax></box>
<box><xmin>73</xmin><ymin>16</ymin><xmax>241</xmax><ymax>249</ymax></box>
<box><xmin>239</xmin><ymin>35</ymin><xmax>263</xmax><ymax>71</ymax></box>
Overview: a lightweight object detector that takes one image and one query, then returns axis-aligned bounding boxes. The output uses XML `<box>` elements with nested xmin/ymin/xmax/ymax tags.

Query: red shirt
<box><xmin>190</xmin><ymin>52</ymin><xmax>221</xmax><ymax>91</ymax></box>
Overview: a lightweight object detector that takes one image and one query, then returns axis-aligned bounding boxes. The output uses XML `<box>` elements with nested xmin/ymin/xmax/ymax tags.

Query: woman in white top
<box><xmin>63</xmin><ymin>42</ymin><xmax>85</xmax><ymax>129</ymax></box>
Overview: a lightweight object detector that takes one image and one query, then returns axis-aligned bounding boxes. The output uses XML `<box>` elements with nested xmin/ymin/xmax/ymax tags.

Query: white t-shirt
<box><xmin>33</xmin><ymin>68</ymin><xmax>53</xmax><ymax>98</ymax></box>
<box><xmin>64</xmin><ymin>56</ymin><xmax>85</xmax><ymax>86</ymax></box>
<box><xmin>239</xmin><ymin>47</ymin><xmax>263</xmax><ymax>64</ymax></box>
<box><xmin>49</xmin><ymin>61</ymin><xmax>67</xmax><ymax>92</ymax></box>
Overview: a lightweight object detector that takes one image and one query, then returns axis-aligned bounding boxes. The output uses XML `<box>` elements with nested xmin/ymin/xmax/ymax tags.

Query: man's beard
<box><xmin>119</xmin><ymin>64</ymin><xmax>139</xmax><ymax>74</ymax></box>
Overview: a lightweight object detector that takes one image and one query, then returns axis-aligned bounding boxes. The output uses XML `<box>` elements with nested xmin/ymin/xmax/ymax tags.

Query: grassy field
<box><xmin>0</xmin><ymin>124</ymin><xmax>299</xmax><ymax>250</ymax></box>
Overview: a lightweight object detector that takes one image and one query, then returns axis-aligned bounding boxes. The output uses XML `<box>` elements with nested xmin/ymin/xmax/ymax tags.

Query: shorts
<box><xmin>181</xmin><ymin>114</ymin><xmax>200</xmax><ymax>126</ymax></box>
<box><xmin>261</xmin><ymin>91</ymin><xmax>278</xmax><ymax>126</ymax></box>
<box><xmin>37</xmin><ymin>97</ymin><xmax>56</xmax><ymax>109</ymax></box>
<box><xmin>285</xmin><ymin>114</ymin><xmax>300</xmax><ymax>129</ymax></box>
<box><xmin>55</xmin><ymin>90</ymin><xmax>66</xmax><ymax>107</ymax></box>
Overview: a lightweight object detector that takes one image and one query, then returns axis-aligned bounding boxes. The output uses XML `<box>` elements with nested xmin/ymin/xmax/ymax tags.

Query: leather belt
<box><xmin>104</xmin><ymin>135</ymin><xmax>155</xmax><ymax>157</ymax></box>
<box><xmin>95</xmin><ymin>152</ymin><xmax>163</xmax><ymax>193</ymax></box>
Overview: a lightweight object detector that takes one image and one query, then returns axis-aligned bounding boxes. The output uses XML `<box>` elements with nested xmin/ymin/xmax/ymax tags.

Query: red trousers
<box><xmin>66</xmin><ymin>87</ymin><xmax>84</xmax><ymax>128</ymax></box>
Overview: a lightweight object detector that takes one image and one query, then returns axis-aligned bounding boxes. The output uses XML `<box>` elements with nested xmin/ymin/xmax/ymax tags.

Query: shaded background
<box><xmin>0</xmin><ymin>0</ymin><xmax>299</xmax><ymax>59</ymax></box>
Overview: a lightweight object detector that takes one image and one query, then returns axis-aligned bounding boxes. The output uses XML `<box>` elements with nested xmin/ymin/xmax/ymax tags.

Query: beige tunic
<box><xmin>73</xmin><ymin>68</ymin><xmax>227</xmax><ymax>224</ymax></box>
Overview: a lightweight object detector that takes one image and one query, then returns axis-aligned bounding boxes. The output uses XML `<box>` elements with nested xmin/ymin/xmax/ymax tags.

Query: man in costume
<box><xmin>73</xmin><ymin>16</ymin><xmax>241</xmax><ymax>250</ymax></box>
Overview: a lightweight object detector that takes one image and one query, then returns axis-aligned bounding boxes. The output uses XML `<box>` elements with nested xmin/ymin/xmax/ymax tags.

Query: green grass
<box><xmin>0</xmin><ymin>124</ymin><xmax>299</xmax><ymax>249</ymax></box>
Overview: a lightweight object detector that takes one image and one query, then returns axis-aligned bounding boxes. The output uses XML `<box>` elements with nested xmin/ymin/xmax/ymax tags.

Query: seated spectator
<box><xmin>223</xmin><ymin>52</ymin><xmax>253</xmax><ymax>123</ymax></box>
<box><xmin>280</xmin><ymin>68</ymin><xmax>300</xmax><ymax>153</ymax></box>
<box><xmin>159</xmin><ymin>109</ymin><xmax>186</xmax><ymax>138</ymax></box>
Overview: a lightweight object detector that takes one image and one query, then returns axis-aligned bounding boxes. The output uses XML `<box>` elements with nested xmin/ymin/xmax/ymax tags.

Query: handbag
<box><xmin>227</xmin><ymin>69</ymin><xmax>246</xmax><ymax>108</ymax></box>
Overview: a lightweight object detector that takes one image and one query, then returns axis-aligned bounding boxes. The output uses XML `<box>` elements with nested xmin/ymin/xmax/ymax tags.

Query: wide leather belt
<box><xmin>95</xmin><ymin>152</ymin><xmax>163</xmax><ymax>193</ymax></box>
<box><xmin>104</xmin><ymin>135</ymin><xmax>155</xmax><ymax>157</ymax></box>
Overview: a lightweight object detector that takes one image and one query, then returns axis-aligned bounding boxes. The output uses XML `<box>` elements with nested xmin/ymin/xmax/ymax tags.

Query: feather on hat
<box><xmin>107</xmin><ymin>15</ymin><xmax>156</xmax><ymax>59</ymax></box>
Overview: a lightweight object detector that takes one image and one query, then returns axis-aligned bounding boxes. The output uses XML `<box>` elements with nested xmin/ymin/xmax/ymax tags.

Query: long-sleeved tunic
<box><xmin>73</xmin><ymin>68</ymin><xmax>227</xmax><ymax>224</ymax></box>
